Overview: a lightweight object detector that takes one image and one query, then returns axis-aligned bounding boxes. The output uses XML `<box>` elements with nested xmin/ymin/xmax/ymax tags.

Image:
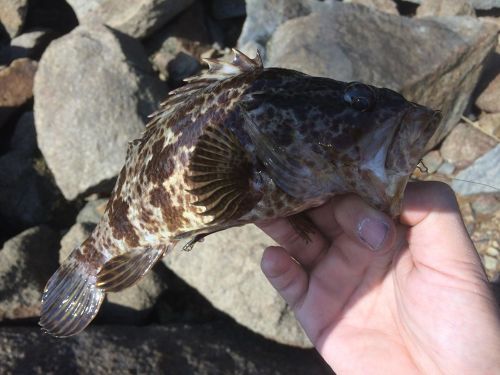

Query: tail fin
<box><xmin>39</xmin><ymin>249</ymin><xmax>105</xmax><ymax>338</ymax></box>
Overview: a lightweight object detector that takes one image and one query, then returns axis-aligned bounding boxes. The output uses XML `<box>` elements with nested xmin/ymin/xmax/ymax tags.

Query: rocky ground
<box><xmin>0</xmin><ymin>0</ymin><xmax>499</xmax><ymax>373</ymax></box>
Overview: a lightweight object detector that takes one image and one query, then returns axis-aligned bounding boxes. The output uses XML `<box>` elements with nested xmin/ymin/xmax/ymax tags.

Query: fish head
<box><xmin>243</xmin><ymin>71</ymin><xmax>441</xmax><ymax>216</ymax></box>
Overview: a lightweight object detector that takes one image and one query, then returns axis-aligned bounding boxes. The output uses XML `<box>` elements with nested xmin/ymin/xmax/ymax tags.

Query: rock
<box><xmin>59</xmin><ymin>221</ymin><xmax>172</xmax><ymax>324</ymax></box>
<box><xmin>0</xmin><ymin>226</ymin><xmax>59</xmax><ymax>320</ymax></box>
<box><xmin>34</xmin><ymin>25</ymin><xmax>167</xmax><ymax>200</ymax></box>
<box><xmin>346</xmin><ymin>0</ymin><xmax>399</xmax><ymax>15</ymax></box>
<box><xmin>477</xmin><ymin>112</ymin><xmax>500</xmax><ymax>139</ymax></box>
<box><xmin>0</xmin><ymin>112</ymin><xmax>63</xmax><ymax>232</ymax></box>
<box><xmin>471</xmin><ymin>194</ymin><xmax>500</xmax><ymax>216</ymax></box>
<box><xmin>471</xmin><ymin>213</ymin><xmax>499</xmax><ymax>280</ymax></box>
<box><xmin>440</xmin><ymin>122</ymin><xmax>497</xmax><ymax>169</ymax></box>
<box><xmin>76</xmin><ymin>198</ymin><xmax>108</xmax><ymax>225</ymax></box>
<box><xmin>164</xmin><ymin>225</ymin><xmax>311</xmax><ymax>347</ymax></box>
<box><xmin>436</xmin><ymin>161</ymin><xmax>455</xmax><ymax>176</ymax></box>
<box><xmin>66</xmin><ymin>0</ymin><xmax>196</xmax><ymax>39</ymax></box>
<box><xmin>265</xmin><ymin>3</ymin><xmax>497</xmax><ymax>148</ymax></box>
<box><xmin>483</xmin><ymin>255</ymin><xmax>498</xmax><ymax>273</ymax></box>
<box><xmin>404</xmin><ymin>0</ymin><xmax>500</xmax><ymax>10</ymax></box>
<box><xmin>237</xmin><ymin>0</ymin><xmax>325</xmax><ymax>54</ymax></box>
<box><xmin>0</xmin><ymin>0</ymin><xmax>28</xmax><ymax>38</ymax></box>
<box><xmin>0</xmin><ymin>324</ymin><xmax>331</xmax><ymax>374</ymax></box>
<box><xmin>0</xmin><ymin>58</ymin><xmax>37</xmax><ymax>128</ymax></box>
<box><xmin>211</xmin><ymin>0</ymin><xmax>247</xmax><ymax>19</ymax></box>
<box><xmin>421</xmin><ymin>150</ymin><xmax>443</xmax><ymax>174</ymax></box>
<box><xmin>416</xmin><ymin>0</ymin><xmax>475</xmax><ymax>17</ymax></box>
<box><xmin>452</xmin><ymin>144</ymin><xmax>500</xmax><ymax>195</ymax></box>
<box><xmin>145</xmin><ymin>1</ymin><xmax>212</xmax><ymax>82</ymax></box>
<box><xmin>8</xmin><ymin>29</ymin><xmax>57</xmax><ymax>62</ymax></box>
<box><xmin>476</xmin><ymin>73</ymin><xmax>500</xmax><ymax>113</ymax></box>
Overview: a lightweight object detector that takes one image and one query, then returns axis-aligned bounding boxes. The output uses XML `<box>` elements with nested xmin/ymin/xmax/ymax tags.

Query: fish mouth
<box><xmin>385</xmin><ymin>104</ymin><xmax>442</xmax><ymax>175</ymax></box>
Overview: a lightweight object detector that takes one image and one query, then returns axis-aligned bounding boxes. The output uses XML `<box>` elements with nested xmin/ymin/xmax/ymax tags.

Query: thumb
<box><xmin>261</xmin><ymin>246</ymin><xmax>309</xmax><ymax>310</ymax></box>
<box><xmin>400</xmin><ymin>181</ymin><xmax>485</xmax><ymax>277</ymax></box>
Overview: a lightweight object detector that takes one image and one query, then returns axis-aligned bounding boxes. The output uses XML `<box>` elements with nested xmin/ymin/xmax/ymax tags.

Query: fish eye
<box><xmin>343</xmin><ymin>83</ymin><xmax>375</xmax><ymax>112</ymax></box>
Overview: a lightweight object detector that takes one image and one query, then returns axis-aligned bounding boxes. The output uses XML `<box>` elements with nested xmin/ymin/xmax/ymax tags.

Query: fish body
<box><xmin>40</xmin><ymin>50</ymin><xmax>441</xmax><ymax>337</ymax></box>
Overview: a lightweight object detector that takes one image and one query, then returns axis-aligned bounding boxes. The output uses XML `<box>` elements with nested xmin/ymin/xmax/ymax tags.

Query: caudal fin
<box><xmin>39</xmin><ymin>250</ymin><xmax>105</xmax><ymax>338</ymax></box>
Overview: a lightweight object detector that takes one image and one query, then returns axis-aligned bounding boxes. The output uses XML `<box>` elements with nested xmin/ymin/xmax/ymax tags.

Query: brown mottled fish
<box><xmin>40</xmin><ymin>50</ymin><xmax>441</xmax><ymax>337</ymax></box>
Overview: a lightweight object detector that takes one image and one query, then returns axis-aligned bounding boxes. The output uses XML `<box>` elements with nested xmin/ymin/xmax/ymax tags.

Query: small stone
<box><xmin>421</xmin><ymin>150</ymin><xmax>443</xmax><ymax>174</ymax></box>
<box><xmin>0</xmin><ymin>226</ymin><xmax>59</xmax><ymax>320</ymax></box>
<box><xmin>476</xmin><ymin>73</ymin><xmax>500</xmax><ymax>113</ymax></box>
<box><xmin>66</xmin><ymin>0</ymin><xmax>196</xmax><ymax>39</ymax></box>
<box><xmin>486</xmin><ymin>247</ymin><xmax>499</xmax><ymax>257</ymax></box>
<box><xmin>436</xmin><ymin>161</ymin><xmax>455</xmax><ymax>176</ymax></box>
<box><xmin>0</xmin><ymin>0</ymin><xmax>28</xmax><ymax>38</ymax></box>
<box><xmin>477</xmin><ymin>112</ymin><xmax>500</xmax><ymax>139</ymax></box>
<box><xmin>0</xmin><ymin>58</ymin><xmax>37</xmax><ymax>128</ymax></box>
<box><xmin>483</xmin><ymin>255</ymin><xmax>498</xmax><ymax>271</ymax></box>
<box><xmin>346</xmin><ymin>0</ymin><xmax>399</xmax><ymax>15</ymax></box>
<box><xmin>416</xmin><ymin>0</ymin><xmax>475</xmax><ymax>17</ymax></box>
<box><xmin>34</xmin><ymin>25</ymin><xmax>167</xmax><ymax>200</ymax></box>
<box><xmin>471</xmin><ymin>194</ymin><xmax>500</xmax><ymax>216</ymax></box>
<box><xmin>440</xmin><ymin>122</ymin><xmax>497</xmax><ymax>169</ymax></box>
<box><xmin>452</xmin><ymin>145</ymin><xmax>500</xmax><ymax>195</ymax></box>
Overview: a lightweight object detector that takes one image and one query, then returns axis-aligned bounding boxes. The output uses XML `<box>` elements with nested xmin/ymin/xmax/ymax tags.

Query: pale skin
<box><xmin>258</xmin><ymin>181</ymin><xmax>500</xmax><ymax>374</ymax></box>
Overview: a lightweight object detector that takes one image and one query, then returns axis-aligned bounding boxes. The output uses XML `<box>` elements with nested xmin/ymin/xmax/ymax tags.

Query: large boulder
<box><xmin>406</xmin><ymin>0</ymin><xmax>500</xmax><ymax>10</ymax></box>
<box><xmin>0</xmin><ymin>324</ymin><xmax>331</xmax><ymax>374</ymax></box>
<box><xmin>265</xmin><ymin>3</ymin><xmax>497</xmax><ymax>147</ymax></box>
<box><xmin>163</xmin><ymin>225</ymin><xmax>311</xmax><ymax>347</ymax></box>
<box><xmin>0</xmin><ymin>226</ymin><xmax>59</xmax><ymax>320</ymax></box>
<box><xmin>65</xmin><ymin>0</ymin><xmax>195</xmax><ymax>39</ymax></box>
<box><xmin>34</xmin><ymin>25</ymin><xmax>167</xmax><ymax>200</ymax></box>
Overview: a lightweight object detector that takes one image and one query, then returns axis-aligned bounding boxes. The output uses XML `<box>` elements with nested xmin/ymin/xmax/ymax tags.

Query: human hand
<box><xmin>257</xmin><ymin>182</ymin><xmax>500</xmax><ymax>374</ymax></box>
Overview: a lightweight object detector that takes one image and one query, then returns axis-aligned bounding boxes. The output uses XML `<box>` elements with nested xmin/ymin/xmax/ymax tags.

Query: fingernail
<box><xmin>358</xmin><ymin>217</ymin><xmax>389</xmax><ymax>251</ymax></box>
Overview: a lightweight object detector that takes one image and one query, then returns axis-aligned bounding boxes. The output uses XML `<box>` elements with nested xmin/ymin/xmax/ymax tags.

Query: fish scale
<box><xmin>39</xmin><ymin>49</ymin><xmax>441</xmax><ymax>337</ymax></box>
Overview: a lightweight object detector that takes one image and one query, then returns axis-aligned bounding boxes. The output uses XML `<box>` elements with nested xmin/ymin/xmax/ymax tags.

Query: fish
<box><xmin>39</xmin><ymin>49</ymin><xmax>441</xmax><ymax>337</ymax></box>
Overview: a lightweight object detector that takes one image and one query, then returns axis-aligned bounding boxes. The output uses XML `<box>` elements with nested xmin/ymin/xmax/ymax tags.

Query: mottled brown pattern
<box><xmin>108</xmin><ymin>198</ymin><xmax>140</xmax><ymax>247</ymax></box>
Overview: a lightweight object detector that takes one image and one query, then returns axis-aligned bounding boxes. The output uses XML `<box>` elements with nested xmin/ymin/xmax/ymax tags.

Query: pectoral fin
<box><xmin>96</xmin><ymin>246</ymin><xmax>167</xmax><ymax>292</ymax></box>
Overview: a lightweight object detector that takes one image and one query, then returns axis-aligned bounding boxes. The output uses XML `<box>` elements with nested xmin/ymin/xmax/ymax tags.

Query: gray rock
<box><xmin>76</xmin><ymin>198</ymin><xmax>108</xmax><ymax>225</ymax></box>
<box><xmin>345</xmin><ymin>0</ymin><xmax>399</xmax><ymax>14</ymax></box>
<box><xmin>471</xmin><ymin>194</ymin><xmax>500</xmax><ymax>216</ymax></box>
<box><xmin>66</xmin><ymin>0</ymin><xmax>196</xmax><ymax>39</ymax></box>
<box><xmin>477</xmin><ymin>112</ymin><xmax>500</xmax><ymax>139</ymax></box>
<box><xmin>0</xmin><ymin>0</ymin><xmax>28</xmax><ymax>38</ymax></box>
<box><xmin>452</xmin><ymin>145</ymin><xmax>500</xmax><ymax>195</ymax></box>
<box><xmin>421</xmin><ymin>150</ymin><xmax>443</xmax><ymax>174</ymax></box>
<box><xmin>34</xmin><ymin>25</ymin><xmax>167</xmax><ymax>200</ymax></box>
<box><xmin>416</xmin><ymin>0</ymin><xmax>476</xmax><ymax>17</ymax></box>
<box><xmin>405</xmin><ymin>0</ymin><xmax>500</xmax><ymax>10</ymax></box>
<box><xmin>476</xmin><ymin>73</ymin><xmax>500</xmax><ymax>113</ymax></box>
<box><xmin>59</xmin><ymin>222</ymin><xmax>171</xmax><ymax>324</ymax></box>
<box><xmin>0</xmin><ymin>113</ymin><xmax>62</xmax><ymax>230</ymax></box>
<box><xmin>238</xmin><ymin>0</ymin><xmax>334</xmax><ymax>54</ymax></box>
<box><xmin>164</xmin><ymin>225</ymin><xmax>311</xmax><ymax>347</ymax></box>
<box><xmin>0</xmin><ymin>226</ymin><xmax>59</xmax><ymax>320</ymax></box>
<box><xmin>211</xmin><ymin>0</ymin><xmax>247</xmax><ymax>19</ymax></box>
<box><xmin>0</xmin><ymin>324</ymin><xmax>331</xmax><ymax>374</ymax></box>
<box><xmin>440</xmin><ymin>122</ymin><xmax>497</xmax><ymax>169</ymax></box>
<box><xmin>266</xmin><ymin>4</ymin><xmax>497</xmax><ymax>147</ymax></box>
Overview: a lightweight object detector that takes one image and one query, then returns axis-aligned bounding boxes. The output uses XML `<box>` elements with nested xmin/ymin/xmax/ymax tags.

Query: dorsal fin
<box><xmin>146</xmin><ymin>49</ymin><xmax>263</xmax><ymax>127</ymax></box>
